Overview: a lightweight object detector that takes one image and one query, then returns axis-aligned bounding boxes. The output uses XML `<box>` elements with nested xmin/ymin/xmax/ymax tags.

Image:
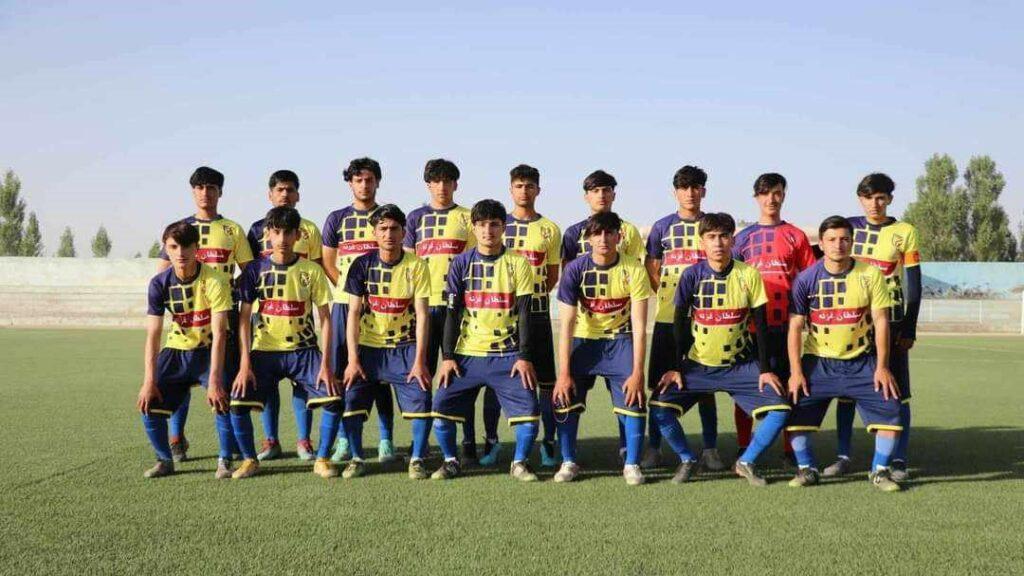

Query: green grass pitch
<box><xmin>1</xmin><ymin>330</ymin><xmax>1021</xmax><ymax>575</ymax></box>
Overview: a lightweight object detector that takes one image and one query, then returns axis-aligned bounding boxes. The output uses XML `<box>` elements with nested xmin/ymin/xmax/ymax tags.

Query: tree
<box><xmin>903</xmin><ymin>154</ymin><xmax>970</xmax><ymax>261</ymax></box>
<box><xmin>57</xmin><ymin>227</ymin><xmax>76</xmax><ymax>257</ymax></box>
<box><xmin>147</xmin><ymin>240</ymin><xmax>161</xmax><ymax>258</ymax></box>
<box><xmin>91</xmin><ymin>225</ymin><xmax>112</xmax><ymax>257</ymax></box>
<box><xmin>964</xmin><ymin>156</ymin><xmax>1016</xmax><ymax>261</ymax></box>
<box><xmin>0</xmin><ymin>170</ymin><xmax>26</xmax><ymax>256</ymax></box>
<box><xmin>19</xmin><ymin>212</ymin><xmax>43</xmax><ymax>256</ymax></box>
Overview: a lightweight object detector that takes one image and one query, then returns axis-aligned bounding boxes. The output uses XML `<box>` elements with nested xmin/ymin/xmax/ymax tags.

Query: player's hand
<box><xmin>318</xmin><ymin>364</ymin><xmax>338</xmax><ymax>397</ymax></box>
<box><xmin>136</xmin><ymin>382</ymin><xmax>162</xmax><ymax>414</ymax></box>
<box><xmin>758</xmin><ymin>372</ymin><xmax>784</xmax><ymax>396</ymax></box>
<box><xmin>232</xmin><ymin>364</ymin><xmax>256</xmax><ymax>398</ymax></box>
<box><xmin>407</xmin><ymin>360</ymin><xmax>433</xmax><ymax>392</ymax></box>
<box><xmin>553</xmin><ymin>373</ymin><xmax>575</xmax><ymax>408</ymax></box>
<box><xmin>623</xmin><ymin>371</ymin><xmax>646</xmax><ymax>409</ymax></box>
<box><xmin>343</xmin><ymin>360</ymin><xmax>366</xmax><ymax>390</ymax></box>
<box><xmin>895</xmin><ymin>337</ymin><xmax>915</xmax><ymax>352</ymax></box>
<box><xmin>657</xmin><ymin>370</ymin><xmax>683</xmax><ymax>393</ymax></box>
<box><xmin>511</xmin><ymin>359</ymin><xmax>537</xmax><ymax>390</ymax></box>
<box><xmin>788</xmin><ymin>372</ymin><xmax>809</xmax><ymax>403</ymax></box>
<box><xmin>873</xmin><ymin>367</ymin><xmax>899</xmax><ymax>401</ymax></box>
<box><xmin>206</xmin><ymin>376</ymin><xmax>229</xmax><ymax>414</ymax></box>
<box><xmin>438</xmin><ymin>359</ymin><xmax>461</xmax><ymax>389</ymax></box>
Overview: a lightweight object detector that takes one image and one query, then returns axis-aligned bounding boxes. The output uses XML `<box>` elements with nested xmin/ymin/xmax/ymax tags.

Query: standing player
<box><xmin>157</xmin><ymin>166</ymin><xmax>254</xmax><ymax>462</ymax></box>
<box><xmin>246</xmin><ymin>169</ymin><xmax>324</xmax><ymax>462</ymax></box>
<box><xmin>321</xmin><ymin>158</ymin><xmax>396</xmax><ymax>464</ymax></box>
<box><xmin>650</xmin><ymin>213</ymin><xmax>789</xmax><ymax>486</ymax></box>
<box><xmin>342</xmin><ymin>205</ymin><xmax>433</xmax><ymax>479</ymax></box>
<box><xmin>825</xmin><ymin>174</ymin><xmax>921</xmax><ymax>482</ymax></box>
<box><xmin>500</xmin><ymin>164</ymin><xmax>561</xmax><ymax>468</ymax></box>
<box><xmin>644</xmin><ymin>166</ymin><xmax>721</xmax><ymax>471</ymax></box>
<box><xmin>561</xmin><ymin>170</ymin><xmax>644</xmax><ymax>264</ymax></box>
<box><xmin>732</xmin><ymin>173</ymin><xmax>816</xmax><ymax>464</ymax></box>
<box><xmin>784</xmin><ymin>216</ymin><xmax>903</xmax><ymax>492</ymax></box>
<box><xmin>231</xmin><ymin>207</ymin><xmax>340</xmax><ymax>479</ymax></box>
<box><xmin>136</xmin><ymin>221</ymin><xmax>241</xmax><ymax>479</ymax></box>
<box><xmin>553</xmin><ymin>212</ymin><xmax>651</xmax><ymax>485</ymax></box>
<box><xmin>429</xmin><ymin>200</ymin><xmax>541</xmax><ymax>481</ymax></box>
<box><xmin>403</xmin><ymin>159</ymin><xmax>477</xmax><ymax>462</ymax></box>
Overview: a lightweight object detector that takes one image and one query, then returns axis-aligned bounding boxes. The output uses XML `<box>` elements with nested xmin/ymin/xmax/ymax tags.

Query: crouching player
<box><xmin>137</xmin><ymin>221</ymin><xmax>242</xmax><ymax>479</ymax></box>
<box><xmin>430</xmin><ymin>200</ymin><xmax>541</xmax><ymax>481</ymax></box>
<box><xmin>231</xmin><ymin>207</ymin><xmax>341</xmax><ymax>479</ymax></box>
<box><xmin>552</xmin><ymin>212</ymin><xmax>651</xmax><ymax>485</ymax></box>
<box><xmin>784</xmin><ymin>216</ymin><xmax>903</xmax><ymax>492</ymax></box>
<box><xmin>342</xmin><ymin>205</ymin><xmax>433</xmax><ymax>480</ymax></box>
<box><xmin>650</xmin><ymin>213</ymin><xmax>790</xmax><ymax>487</ymax></box>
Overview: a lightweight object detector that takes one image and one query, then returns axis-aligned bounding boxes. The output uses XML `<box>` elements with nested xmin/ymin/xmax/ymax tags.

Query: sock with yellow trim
<box><xmin>410</xmin><ymin>418</ymin><xmax>431</xmax><ymax>460</ymax></box>
<box><xmin>836</xmin><ymin>400</ymin><xmax>856</xmax><ymax>458</ymax></box>
<box><xmin>434</xmin><ymin>418</ymin><xmax>458</xmax><ymax>460</ymax></box>
<box><xmin>316</xmin><ymin>405</ymin><xmax>341</xmax><ymax>460</ymax></box>
<box><xmin>230</xmin><ymin>408</ymin><xmax>257</xmax><ymax>460</ymax></box>
<box><xmin>738</xmin><ymin>410</ymin><xmax>786</xmax><ymax>465</ymax></box>
<box><xmin>142</xmin><ymin>413</ymin><xmax>172</xmax><ymax>461</ymax></box>
<box><xmin>871</xmin><ymin>433</ymin><xmax>897</xmax><ymax>472</ymax></box>
<box><xmin>619</xmin><ymin>415</ymin><xmax>644</xmax><ymax>466</ymax></box>
<box><xmin>512</xmin><ymin>420</ymin><xmax>538</xmax><ymax>462</ymax></box>
<box><xmin>652</xmin><ymin>407</ymin><xmax>695</xmax><ymax>462</ymax></box>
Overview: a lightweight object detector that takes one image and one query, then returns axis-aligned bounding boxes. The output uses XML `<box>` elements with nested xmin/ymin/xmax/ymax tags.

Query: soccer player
<box><xmin>231</xmin><ymin>206</ymin><xmax>340</xmax><ymax>479</ymax></box>
<box><xmin>342</xmin><ymin>205</ymin><xmax>433</xmax><ymax>479</ymax></box>
<box><xmin>321</xmin><ymin>158</ymin><xmax>396</xmax><ymax>464</ymax></box>
<box><xmin>246</xmin><ymin>169</ymin><xmax>324</xmax><ymax>462</ymax></box>
<box><xmin>784</xmin><ymin>216</ymin><xmax>903</xmax><ymax>492</ymax></box>
<box><xmin>650</xmin><ymin>213</ymin><xmax>789</xmax><ymax>486</ymax></box>
<box><xmin>553</xmin><ymin>212</ymin><xmax>651</xmax><ymax>485</ymax></box>
<box><xmin>157</xmin><ymin>166</ymin><xmax>254</xmax><ymax>462</ymax></box>
<box><xmin>561</xmin><ymin>170</ymin><xmax>644</xmax><ymax>264</ymax></box>
<box><xmin>403</xmin><ymin>159</ymin><xmax>477</xmax><ymax>462</ymax></box>
<box><xmin>824</xmin><ymin>173</ymin><xmax>921</xmax><ymax>482</ymax></box>
<box><xmin>501</xmin><ymin>164</ymin><xmax>561</xmax><ymax>468</ymax></box>
<box><xmin>137</xmin><ymin>221</ymin><xmax>243</xmax><ymax>479</ymax></box>
<box><xmin>732</xmin><ymin>173</ymin><xmax>816</xmax><ymax>463</ymax></box>
<box><xmin>644</xmin><ymin>166</ymin><xmax>721</xmax><ymax>471</ymax></box>
<box><xmin>430</xmin><ymin>200</ymin><xmax>541</xmax><ymax>481</ymax></box>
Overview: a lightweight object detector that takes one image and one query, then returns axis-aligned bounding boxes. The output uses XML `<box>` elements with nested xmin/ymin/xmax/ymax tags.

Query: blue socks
<box><xmin>230</xmin><ymin>409</ymin><xmax>257</xmax><ymax>461</ymax></box>
<box><xmin>652</xmin><ymin>407</ymin><xmax>695</xmax><ymax>462</ymax></box>
<box><xmin>260</xmin><ymin>383</ymin><xmax>281</xmax><ymax>441</ymax></box>
<box><xmin>836</xmin><ymin>400</ymin><xmax>856</xmax><ymax>458</ymax></box>
<box><xmin>410</xmin><ymin>418</ymin><xmax>431</xmax><ymax>460</ymax></box>
<box><xmin>434</xmin><ymin>418</ymin><xmax>458</xmax><ymax>460</ymax></box>
<box><xmin>872</xmin><ymin>433</ymin><xmax>897</xmax><ymax>472</ymax></box>
<box><xmin>513</xmin><ymin>421</ymin><xmax>538</xmax><ymax>462</ymax></box>
<box><xmin>374</xmin><ymin>385</ymin><xmax>394</xmax><ymax>443</ymax></box>
<box><xmin>539</xmin><ymin>389</ymin><xmax>556</xmax><ymax>443</ymax></box>
<box><xmin>894</xmin><ymin>403</ymin><xmax>911</xmax><ymax>462</ymax></box>
<box><xmin>789</xmin><ymin>432</ymin><xmax>815</xmax><ymax>468</ymax></box>
<box><xmin>292</xmin><ymin>394</ymin><xmax>312</xmax><ymax>442</ymax></box>
<box><xmin>343</xmin><ymin>415</ymin><xmax>365</xmax><ymax>460</ymax></box>
<box><xmin>619</xmin><ymin>414</ymin><xmax>644</xmax><ymax>466</ymax></box>
<box><xmin>555</xmin><ymin>412</ymin><xmax>581</xmax><ymax>462</ymax></box>
<box><xmin>169</xmin><ymin>388</ymin><xmax>190</xmax><ymax>439</ymax></box>
<box><xmin>483</xmin><ymin>387</ymin><xmax>501</xmax><ymax>443</ymax></box>
<box><xmin>647</xmin><ymin>412</ymin><xmax>662</xmax><ymax>449</ymax></box>
<box><xmin>213</xmin><ymin>412</ymin><xmax>234</xmax><ymax>460</ymax></box>
<box><xmin>142</xmin><ymin>413</ymin><xmax>172</xmax><ymax>461</ymax></box>
<box><xmin>738</xmin><ymin>410</ymin><xmax>787</xmax><ymax>464</ymax></box>
<box><xmin>698</xmin><ymin>396</ymin><xmax>718</xmax><ymax>449</ymax></box>
<box><xmin>316</xmin><ymin>407</ymin><xmax>341</xmax><ymax>459</ymax></box>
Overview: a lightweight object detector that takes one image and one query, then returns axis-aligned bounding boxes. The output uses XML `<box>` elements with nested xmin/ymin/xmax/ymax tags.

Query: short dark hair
<box><xmin>818</xmin><ymin>215</ymin><xmax>853</xmax><ymax>238</ymax></box>
<box><xmin>423</xmin><ymin>159</ymin><xmax>460</xmax><ymax>183</ymax></box>
<box><xmin>753</xmin><ymin>173</ymin><xmax>787</xmax><ymax>196</ymax></box>
<box><xmin>162</xmin><ymin>220</ymin><xmax>199</xmax><ymax>247</ymax></box>
<box><xmin>583</xmin><ymin>211</ymin><xmax>622</xmax><ymax>238</ymax></box>
<box><xmin>470</xmin><ymin>199</ymin><xmax>507</xmax><ymax>223</ymax></box>
<box><xmin>265</xmin><ymin>206</ymin><xmax>301</xmax><ymax>232</ymax></box>
<box><xmin>583</xmin><ymin>170</ymin><xmax>617</xmax><ymax>191</ymax></box>
<box><xmin>510</xmin><ymin>164</ymin><xmax>540</xmax><ymax>185</ymax></box>
<box><xmin>857</xmin><ymin>173</ymin><xmax>895</xmax><ymax>197</ymax></box>
<box><xmin>269</xmin><ymin>170</ymin><xmax>300</xmax><ymax>189</ymax></box>
<box><xmin>698</xmin><ymin>212</ymin><xmax>736</xmax><ymax>237</ymax></box>
<box><xmin>673</xmin><ymin>165</ymin><xmax>707</xmax><ymax>190</ymax></box>
<box><xmin>344</xmin><ymin>157</ymin><xmax>382</xmax><ymax>182</ymax></box>
<box><xmin>369</xmin><ymin>204</ymin><xmax>407</xmax><ymax>228</ymax></box>
<box><xmin>189</xmin><ymin>166</ymin><xmax>224</xmax><ymax>189</ymax></box>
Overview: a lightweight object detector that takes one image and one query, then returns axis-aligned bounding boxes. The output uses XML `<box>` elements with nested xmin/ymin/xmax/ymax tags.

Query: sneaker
<box><xmin>539</xmin><ymin>440</ymin><xmax>559</xmax><ymax>468</ymax></box>
<box><xmin>431</xmin><ymin>459</ymin><xmax>462</xmax><ymax>480</ymax></box>
<box><xmin>330</xmin><ymin>437</ymin><xmax>351</xmax><ymax>463</ymax></box>
<box><xmin>700</xmin><ymin>448</ymin><xmax>726</xmax><ymax>472</ymax></box>
<box><xmin>553</xmin><ymin>461</ymin><xmax>581</xmax><ymax>483</ymax></box>
<box><xmin>510</xmin><ymin>461</ymin><xmax>538</xmax><ymax>482</ymax></box>
<box><xmin>214</xmin><ymin>458</ymin><xmax>233</xmax><ymax>479</ymax></box>
<box><xmin>313</xmin><ymin>457</ymin><xmax>339</xmax><ymax>479</ymax></box>
<box><xmin>461</xmin><ymin>441</ymin><xmax>480</xmax><ymax>466</ymax></box>
<box><xmin>296</xmin><ymin>440</ymin><xmax>315</xmax><ymax>461</ymax></box>
<box><xmin>143</xmin><ymin>460</ymin><xmax>174</xmax><ymax>479</ymax></box>
<box><xmin>671</xmin><ymin>460</ymin><xmax>697</xmax><ymax>484</ymax></box>
<box><xmin>408</xmin><ymin>459</ymin><xmax>429</xmax><ymax>480</ymax></box>
<box><xmin>787</xmin><ymin>467</ymin><xmax>820</xmax><ymax>488</ymax></box>
<box><xmin>377</xmin><ymin>439</ymin><xmax>397</xmax><ymax>464</ymax></box>
<box><xmin>733</xmin><ymin>461</ymin><xmax>767</xmax><ymax>487</ymax></box>
<box><xmin>623</xmin><ymin>464</ymin><xmax>645</xmax><ymax>486</ymax></box>
<box><xmin>478</xmin><ymin>441</ymin><xmax>500</xmax><ymax>466</ymax></box>
<box><xmin>231</xmin><ymin>459</ymin><xmax>259</xmax><ymax>480</ymax></box>
<box><xmin>890</xmin><ymin>460</ymin><xmax>910</xmax><ymax>483</ymax></box>
<box><xmin>640</xmin><ymin>445</ymin><xmax>662</xmax><ymax>469</ymax></box>
<box><xmin>342</xmin><ymin>460</ymin><xmax>366</xmax><ymax>479</ymax></box>
<box><xmin>257</xmin><ymin>439</ymin><xmax>282</xmax><ymax>462</ymax></box>
<box><xmin>822</xmin><ymin>456</ymin><xmax>851</xmax><ymax>478</ymax></box>
<box><xmin>870</xmin><ymin>469</ymin><xmax>902</xmax><ymax>492</ymax></box>
<box><xmin>170</xmin><ymin>437</ymin><xmax>189</xmax><ymax>463</ymax></box>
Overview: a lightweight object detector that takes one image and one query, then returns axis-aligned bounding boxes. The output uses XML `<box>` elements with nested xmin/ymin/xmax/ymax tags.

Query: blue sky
<box><xmin>3</xmin><ymin>1</ymin><xmax>1021</xmax><ymax>256</ymax></box>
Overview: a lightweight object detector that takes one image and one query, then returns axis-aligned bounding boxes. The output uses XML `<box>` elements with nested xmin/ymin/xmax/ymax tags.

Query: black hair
<box><xmin>510</xmin><ymin>164</ymin><xmax>540</xmax><ymax>185</ymax></box>
<box><xmin>269</xmin><ymin>170</ymin><xmax>300</xmax><ymax>189</ymax></box>
<box><xmin>818</xmin><ymin>215</ymin><xmax>853</xmax><ymax>238</ymax></box>
<box><xmin>583</xmin><ymin>170</ymin><xmax>617</xmax><ymax>191</ymax></box>
<box><xmin>369</xmin><ymin>204</ymin><xmax>407</xmax><ymax>228</ymax></box>
<box><xmin>753</xmin><ymin>173</ymin><xmax>787</xmax><ymax>196</ymax></box>
<box><xmin>698</xmin><ymin>212</ymin><xmax>736</xmax><ymax>237</ymax></box>
<box><xmin>673</xmin><ymin>165</ymin><xmax>707</xmax><ymax>190</ymax></box>
<box><xmin>857</xmin><ymin>173</ymin><xmax>895</xmax><ymax>197</ymax></box>
<box><xmin>162</xmin><ymin>220</ymin><xmax>199</xmax><ymax>247</ymax></box>
<box><xmin>583</xmin><ymin>211</ymin><xmax>623</xmax><ymax>238</ymax></box>
<box><xmin>423</xmin><ymin>158</ymin><xmax>460</xmax><ymax>183</ymax></box>
<box><xmin>189</xmin><ymin>166</ymin><xmax>224</xmax><ymax>189</ymax></box>
<box><xmin>343</xmin><ymin>157</ymin><xmax>382</xmax><ymax>182</ymax></box>
<box><xmin>470</xmin><ymin>199</ymin><xmax>507</xmax><ymax>223</ymax></box>
<box><xmin>265</xmin><ymin>206</ymin><xmax>301</xmax><ymax>232</ymax></box>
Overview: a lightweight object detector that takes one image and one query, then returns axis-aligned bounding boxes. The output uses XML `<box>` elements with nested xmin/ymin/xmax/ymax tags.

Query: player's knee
<box><xmin>229</xmin><ymin>406</ymin><xmax>251</xmax><ymax>416</ymax></box>
<box><xmin>651</xmin><ymin>406</ymin><xmax>677</xmax><ymax>425</ymax></box>
<box><xmin>321</xmin><ymin>401</ymin><xmax>343</xmax><ymax>414</ymax></box>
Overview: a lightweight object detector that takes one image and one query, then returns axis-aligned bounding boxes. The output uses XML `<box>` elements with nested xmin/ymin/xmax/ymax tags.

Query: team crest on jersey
<box><xmin>300</xmin><ymin>228</ymin><xmax>310</xmax><ymax>240</ymax></box>
<box><xmin>541</xmin><ymin>226</ymin><xmax>552</xmax><ymax>240</ymax></box>
<box><xmin>892</xmin><ymin>233</ymin><xmax>905</xmax><ymax>251</ymax></box>
<box><xmin>858</xmin><ymin>274</ymin><xmax>870</xmax><ymax>291</ymax></box>
<box><xmin>223</xmin><ymin>226</ymin><xmax>235</xmax><ymax>237</ymax></box>
<box><xmin>299</xmin><ymin>271</ymin><xmax>312</xmax><ymax>288</ymax></box>
<box><xmin>620</xmin><ymin>269</ymin><xmax>630</xmax><ymax>288</ymax></box>
<box><xmin>405</xmin><ymin>267</ymin><xmax>413</xmax><ymax>283</ymax></box>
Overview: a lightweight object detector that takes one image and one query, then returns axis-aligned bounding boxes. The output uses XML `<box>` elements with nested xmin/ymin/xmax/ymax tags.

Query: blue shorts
<box><xmin>344</xmin><ymin>345</ymin><xmax>431</xmax><ymax>420</ymax></box>
<box><xmin>431</xmin><ymin>354</ymin><xmax>540</xmax><ymax>424</ymax></box>
<box><xmin>330</xmin><ymin>302</ymin><xmax>349</xmax><ymax>376</ymax></box>
<box><xmin>555</xmin><ymin>337</ymin><xmax>645</xmax><ymax>417</ymax></box>
<box><xmin>649</xmin><ymin>359</ymin><xmax>790</xmax><ymax>419</ymax></box>
<box><xmin>234</xmin><ymin>348</ymin><xmax>340</xmax><ymax>411</ymax></box>
<box><xmin>837</xmin><ymin>325</ymin><xmax>912</xmax><ymax>406</ymax></box>
<box><xmin>787</xmin><ymin>355</ymin><xmax>902</xmax><ymax>434</ymax></box>
<box><xmin>148</xmin><ymin>347</ymin><xmax>238</xmax><ymax>415</ymax></box>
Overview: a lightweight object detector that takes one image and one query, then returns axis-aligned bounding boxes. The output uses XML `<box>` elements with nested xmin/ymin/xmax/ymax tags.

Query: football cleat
<box><xmin>478</xmin><ymin>441</ymin><xmax>500</xmax><ymax>467</ymax></box>
<box><xmin>870</xmin><ymin>469</ymin><xmax>902</xmax><ymax>493</ymax></box>
<box><xmin>553</xmin><ymin>462</ymin><xmax>581</xmax><ymax>483</ymax></box>
<box><xmin>378</xmin><ymin>439</ymin><xmax>397</xmax><ymax>464</ymax></box>
<box><xmin>143</xmin><ymin>460</ymin><xmax>174</xmax><ymax>479</ymax></box>
<box><xmin>214</xmin><ymin>458</ymin><xmax>233</xmax><ymax>480</ymax></box>
<box><xmin>640</xmin><ymin>445</ymin><xmax>662</xmax><ymax>469</ymax></box>
<box><xmin>169</xmin><ymin>437</ymin><xmax>189</xmax><ymax>463</ymax></box>
<box><xmin>733</xmin><ymin>461</ymin><xmax>767</xmax><ymax>487</ymax></box>
<box><xmin>330</xmin><ymin>437</ymin><xmax>351</xmax><ymax>463</ymax></box>
<box><xmin>257</xmin><ymin>439</ymin><xmax>281</xmax><ymax>462</ymax></box>
<box><xmin>700</xmin><ymin>448</ymin><xmax>726</xmax><ymax>472</ymax></box>
<box><xmin>788</xmin><ymin>467</ymin><xmax>820</xmax><ymax>488</ymax></box>
<box><xmin>671</xmin><ymin>460</ymin><xmax>697</xmax><ymax>484</ymax></box>
<box><xmin>231</xmin><ymin>459</ymin><xmax>259</xmax><ymax>480</ymax></box>
<box><xmin>342</xmin><ymin>459</ymin><xmax>366</xmax><ymax>479</ymax></box>
<box><xmin>623</xmin><ymin>464</ymin><xmax>645</xmax><ymax>486</ymax></box>
<box><xmin>295</xmin><ymin>440</ymin><xmax>315</xmax><ymax>461</ymax></box>
<box><xmin>408</xmin><ymin>459</ymin><xmax>429</xmax><ymax>480</ymax></box>
<box><xmin>431</xmin><ymin>459</ymin><xmax>462</xmax><ymax>480</ymax></box>
<box><xmin>539</xmin><ymin>440</ymin><xmax>559</xmax><ymax>468</ymax></box>
<box><xmin>509</xmin><ymin>461</ymin><xmax>538</xmax><ymax>482</ymax></box>
<box><xmin>890</xmin><ymin>460</ymin><xmax>910</xmax><ymax>483</ymax></box>
<box><xmin>822</xmin><ymin>456</ymin><xmax>852</xmax><ymax>478</ymax></box>
<box><xmin>313</xmin><ymin>458</ymin><xmax>339</xmax><ymax>479</ymax></box>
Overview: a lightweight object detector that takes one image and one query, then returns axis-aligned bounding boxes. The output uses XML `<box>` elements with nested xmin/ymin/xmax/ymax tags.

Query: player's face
<box><xmin>267</xmin><ymin>227</ymin><xmax>299</xmax><ymax>255</ymax></box>
<box><xmin>427</xmin><ymin>179</ymin><xmax>457</xmax><ymax>207</ymax></box>
<box><xmin>583</xmin><ymin>186</ymin><xmax>615</xmax><ymax>213</ymax></box>
<box><xmin>164</xmin><ymin>238</ymin><xmax>197</xmax><ymax>270</ymax></box>
<box><xmin>472</xmin><ymin>218</ymin><xmax>505</xmax><ymax>250</ymax></box>
<box><xmin>374</xmin><ymin>218</ymin><xmax>404</xmax><ymax>251</ymax></box>
<box><xmin>755</xmin><ymin>186</ymin><xmax>785</xmax><ymax>218</ymax></box>
<box><xmin>510</xmin><ymin>179</ymin><xmax>540</xmax><ymax>209</ymax></box>
<box><xmin>269</xmin><ymin>182</ymin><xmax>299</xmax><ymax>208</ymax></box>
<box><xmin>348</xmin><ymin>170</ymin><xmax>379</xmax><ymax>203</ymax></box>
<box><xmin>700</xmin><ymin>229</ymin><xmax>734</xmax><ymax>263</ymax></box>
<box><xmin>675</xmin><ymin>185</ymin><xmax>705</xmax><ymax>213</ymax></box>
<box><xmin>858</xmin><ymin>192</ymin><xmax>891</xmax><ymax>220</ymax></box>
<box><xmin>191</xmin><ymin>184</ymin><xmax>221</xmax><ymax>212</ymax></box>
<box><xmin>587</xmin><ymin>229</ymin><xmax>621</xmax><ymax>258</ymax></box>
<box><xmin>820</xmin><ymin>227</ymin><xmax>853</xmax><ymax>263</ymax></box>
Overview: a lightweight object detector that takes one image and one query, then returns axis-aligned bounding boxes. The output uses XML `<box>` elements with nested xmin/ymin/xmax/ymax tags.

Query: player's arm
<box><xmin>438</xmin><ymin>297</ymin><xmax>464</xmax><ymax>388</ymax></box>
<box><xmin>644</xmin><ymin>256</ymin><xmax>662</xmax><ymax>292</ymax></box>
<box><xmin>343</xmin><ymin>293</ymin><xmax>366</xmax><ymax>388</ymax></box>
<box><xmin>624</xmin><ymin>296</ymin><xmax>648</xmax><ymax>408</ymax></box>
<box><xmin>322</xmin><ymin>246</ymin><xmax>340</xmax><ymax>286</ymax></box>
<box><xmin>871</xmin><ymin>307</ymin><xmax>898</xmax><ymax>400</ymax></box>
<box><xmin>900</xmin><ymin>266</ymin><xmax>922</xmax><ymax>349</ymax></box>
<box><xmin>232</xmin><ymin>301</ymin><xmax>256</xmax><ymax>397</ymax></box>
<box><xmin>409</xmin><ymin>297</ymin><xmax>433</xmax><ymax>391</ymax></box>
<box><xmin>206</xmin><ymin>311</ymin><xmax>229</xmax><ymax>413</ymax></box>
<box><xmin>544</xmin><ymin>264</ymin><xmax>560</xmax><ymax>293</ymax></box>
<box><xmin>316</xmin><ymin>302</ymin><xmax>336</xmax><ymax>396</ymax></box>
<box><xmin>553</xmin><ymin>301</ymin><xmax>577</xmax><ymax>408</ymax></box>
<box><xmin>137</xmin><ymin>315</ymin><xmax>164</xmax><ymax>413</ymax></box>
<box><xmin>786</xmin><ymin>314</ymin><xmax>808</xmax><ymax>402</ymax></box>
<box><xmin>751</xmin><ymin>305</ymin><xmax>783</xmax><ymax>395</ymax></box>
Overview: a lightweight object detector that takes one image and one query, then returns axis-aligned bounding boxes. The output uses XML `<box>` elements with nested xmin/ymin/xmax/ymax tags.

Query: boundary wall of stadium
<box><xmin>0</xmin><ymin>258</ymin><xmax>1022</xmax><ymax>333</ymax></box>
